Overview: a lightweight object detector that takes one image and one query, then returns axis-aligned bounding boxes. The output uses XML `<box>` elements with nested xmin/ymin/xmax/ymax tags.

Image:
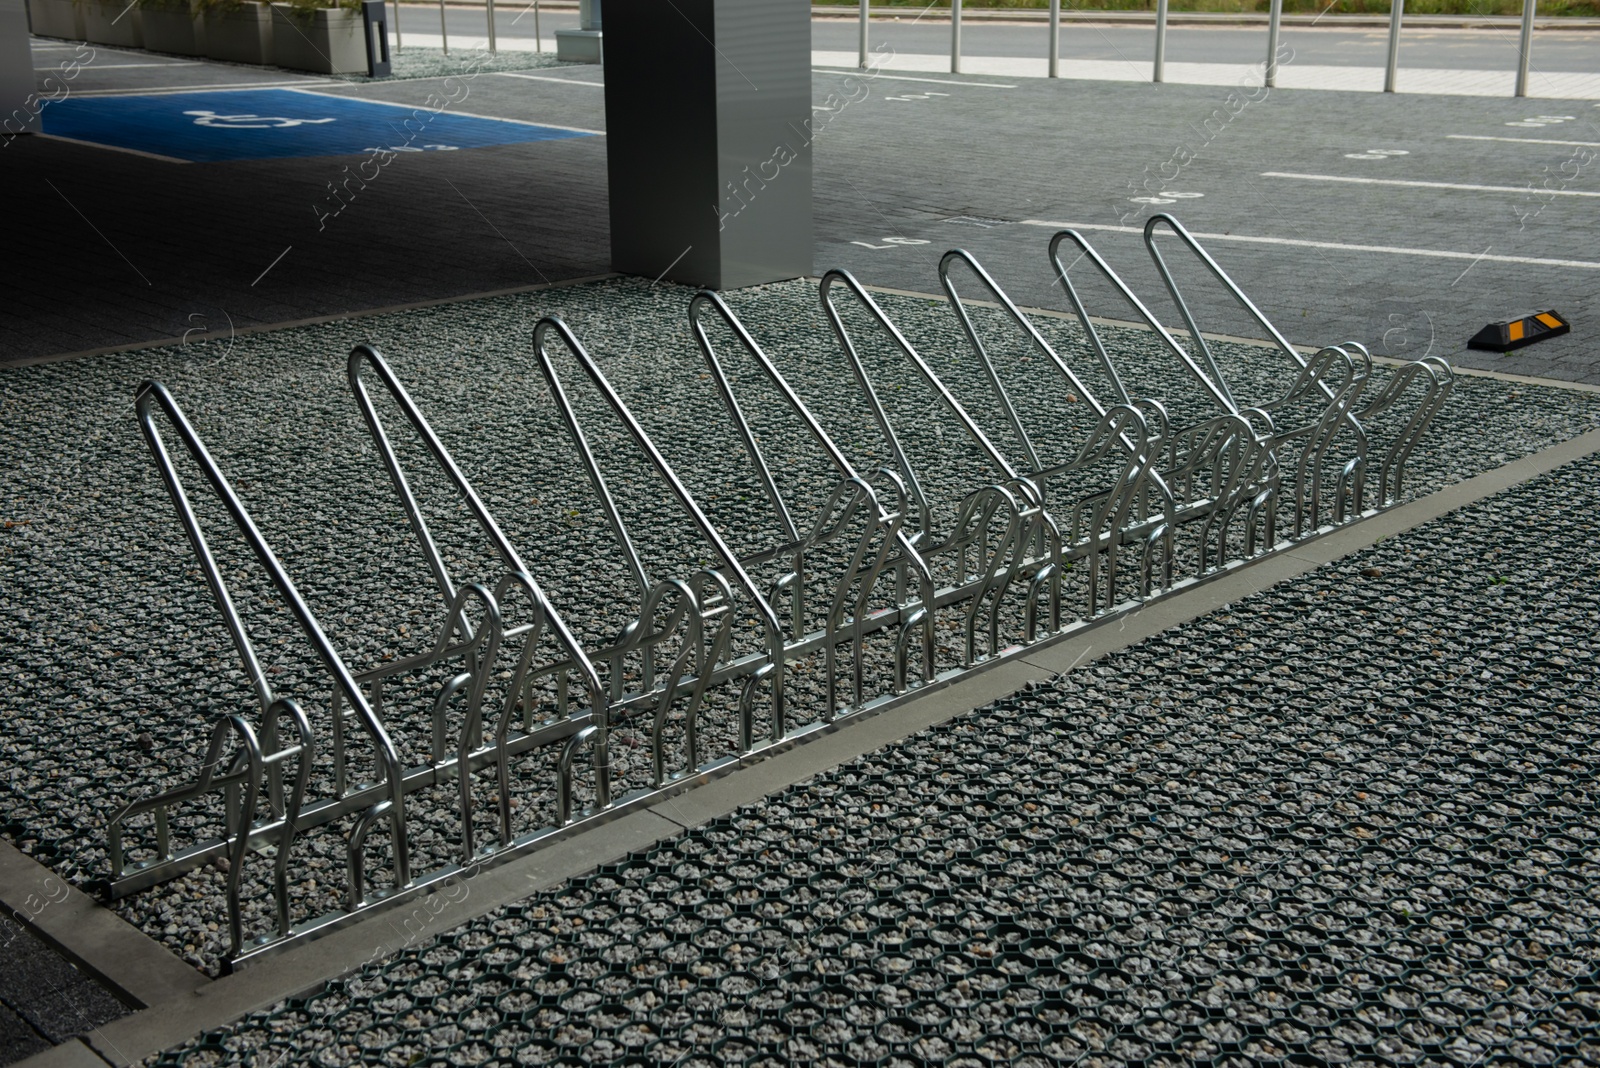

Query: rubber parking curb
<box><xmin>20</xmin><ymin>420</ymin><xmax>1600</xmax><ymax>1068</ymax></box>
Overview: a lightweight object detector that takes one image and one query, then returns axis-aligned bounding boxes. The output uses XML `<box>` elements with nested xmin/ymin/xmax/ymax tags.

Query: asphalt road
<box><xmin>415</xmin><ymin>6</ymin><xmax>1600</xmax><ymax>73</ymax></box>
<box><xmin>11</xmin><ymin>36</ymin><xmax>1599</xmax><ymax>384</ymax></box>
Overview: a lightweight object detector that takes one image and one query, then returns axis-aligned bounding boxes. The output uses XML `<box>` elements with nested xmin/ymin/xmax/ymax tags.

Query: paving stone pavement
<box><xmin>145</xmin><ymin>445</ymin><xmax>1600</xmax><ymax>1067</ymax></box>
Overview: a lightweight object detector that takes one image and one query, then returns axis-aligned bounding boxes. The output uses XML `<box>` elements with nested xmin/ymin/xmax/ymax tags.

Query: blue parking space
<box><xmin>40</xmin><ymin>89</ymin><xmax>593</xmax><ymax>163</ymax></box>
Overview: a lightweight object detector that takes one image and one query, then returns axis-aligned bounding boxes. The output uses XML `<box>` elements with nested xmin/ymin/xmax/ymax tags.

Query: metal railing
<box><xmin>845</xmin><ymin>1</ymin><xmax>1558</xmax><ymax>96</ymax></box>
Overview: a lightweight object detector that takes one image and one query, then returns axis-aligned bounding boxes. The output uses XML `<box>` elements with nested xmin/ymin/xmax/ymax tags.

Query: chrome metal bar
<box><xmin>1048</xmin><ymin>0</ymin><xmax>1059</xmax><ymax>78</ymax></box>
<box><xmin>1384</xmin><ymin>0</ymin><xmax>1402</xmax><ymax>93</ymax></box>
<box><xmin>116</xmin><ymin>382</ymin><xmax>412</xmax><ymax>900</ymax></box>
<box><xmin>534</xmin><ymin>0</ymin><xmax>541</xmax><ymax>51</ymax></box>
<box><xmin>392</xmin><ymin>0</ymin><xmax>401</xmax><ymax>51</ymax></box>
<box><xmin>951</xmin><ymin>0</ymin><xmax>961</xmax><ymax>74</ymax></box>
<box><xmin>859</xmin><ymin>0</ymin><xmax>868</xmax><ymax>69</ymax></box>
<box><xmin>439</xmin><ymin>0</ymin><xmax>448</xmax><ymax>54</ymax></box>
<box><xmin>532</xmin><ymin>316</ymin><xmax>789</xmax><ymax>722</ymax></box>
<box><xmin>487</xmin><ymin>0</ymin><xmax>497</xmax><ymax>53</ymax></box>
<box><xmin>1515</xmin><ymin>0</ymin><xmax>1535</xmax><ymax>97</ymax></box>
<box><xmin>1154</xmin><ymin>0</ymin><xmax>1168</xmax><ymax>83</ymax></box>
<box><xmin>1266</xmin><ymin>0</ymin><xmax>1282</xmax><ymax>88</ymax></box>
<box><xmin>1047</xmin><ymin>229</ymin><xmax>1235</xmax><ymax>413</ymax></box>
<box><xmin>1136</xmin><ymin>214</ymin><xmax>1449</xmax><ymax>509</ymax></box>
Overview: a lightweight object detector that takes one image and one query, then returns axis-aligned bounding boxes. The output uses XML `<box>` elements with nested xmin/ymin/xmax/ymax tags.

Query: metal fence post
<box><xmin>1154</xmin><ymin>0</ymin><xmax>1168</xmax><ymax>83</ymax></box>
<box><xmin>487</xmin><ymin>0</ymin><xmax>497</xmax><ymax>52</ymax></box>
<box><xmin>1515</xmin><ymin>0</ymin><xmax>1535</xmax><ymax>97</ymax></box>
<box><xmin>859</xmin><ymin>0</ymin><xmax>868</xmax><ymax>69</ymax></box>
<box><xmin>534</xmin><ymin>0</ymin><xmax>541</xmax><ymax>51</ymax></box>
<box><xmin>1384</xmin><ymin>0</ymin><xmax>1403</xmax><ymax>93</ymax></box>
<box><xmin>391</xmin><ymin>0</ymin><xmax>401</xmax><ymax>51</ymax></box>
<box><xmin>951</xmin><ymin>0</ymin><xmax>961</xmax><ymax>74</ymax></box>
<box><xmin>1265</xmin><ymin>0</ymin><xmax>1281</xmax><ymax>88</ymax></box>
<box><xmin>438</xmin><ymin>0</ymin><xmax>448</xmax><ymax>54</ymax></box>
<box><xmin>1048</xmin><ymin>0</ymin><xmax>1059</xmax><ymax>77</ymax></box>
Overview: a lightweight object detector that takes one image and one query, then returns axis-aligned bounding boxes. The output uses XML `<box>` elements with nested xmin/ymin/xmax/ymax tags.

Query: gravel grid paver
<box><xmin>141</xmin><ymin>413</ymin><xmax>1600</xmax><ymax>1067</ymax></box>
<box><xmin>1</xmin><ymin>277</ymin><xmax>1598</xmax><ymax>978</ymax></box>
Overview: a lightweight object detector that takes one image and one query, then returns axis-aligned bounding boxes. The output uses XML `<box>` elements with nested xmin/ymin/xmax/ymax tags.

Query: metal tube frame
<box><xmin>1154</xmin><ymin>0</ymin><xmax>1168</xmax><ymax>83</ymax></box>
<box><xmin>1266</xmin><ymin>0</ymin><xmax>1282</xmax><ymax>88</ymax></box>
<box><xmin>108</xmin><ymin>222</ymin><xmax>1453</xmax><ymax>969</ymax></box>
<box><xmin>1515</xmin><ymin>0</ymin><xmax>1535</xmax><ymax>98</ymax></box>
<box><xmin>1048</xmin><ymin>0</ymin><xmax>1059</xmax><ymax>78</ymax></box>
<box><xmin>951</xmin><ymin>0</ymin><xmax>961</xmax><ymax>74</ymax></box>
<box><xmin>1385</xmin><ymin>0</ymin><xmax>1403</xmax><ymax>93</ymax></box>
<box><xmin>859</xmin><ymin>0</ymin><xmax>868</xmax><ymax>69</ymax></box>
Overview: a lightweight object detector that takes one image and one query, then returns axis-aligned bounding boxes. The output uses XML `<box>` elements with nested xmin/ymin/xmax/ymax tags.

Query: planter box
<box><xmin>26</xmin><ymin>0</ymin><xmax>83</xmax><ymax>38</ymax></box>
<box><xmin>81</xmin><ymin>0</ymin><xmax>144</xmax><ymax>45</ymax></box>
<box><xmin>140</xmin><ymin>0</ymin><xmax>204</xmax><ymax>54</ymax></box>
<box><xmin>202</xmin><ymin>1</ymin><xmax>270</xmax><ymax>64</ymax></box>
<box><xmin>270</xmin><ymin>3</ymin><xmax>365</xmax><ymax>75</ymax></box>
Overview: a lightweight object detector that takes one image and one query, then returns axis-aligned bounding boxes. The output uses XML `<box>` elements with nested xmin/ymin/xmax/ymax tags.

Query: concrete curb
<box><xmin>0</xmin><ymin>842</ymin><xmax>208</xmax><ymax>1012</ymax></box>
<box><xmin>26</xmin><ymin>413</ymin><xmax>1600</xmax><ymax>1067</ymax></box>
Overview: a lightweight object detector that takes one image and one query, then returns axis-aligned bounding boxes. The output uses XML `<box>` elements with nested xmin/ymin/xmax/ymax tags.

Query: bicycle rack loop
<box><xmin>107</xmin><ymin>220</ymin><xmax>1455</xmax><ymax>968</ymax></box>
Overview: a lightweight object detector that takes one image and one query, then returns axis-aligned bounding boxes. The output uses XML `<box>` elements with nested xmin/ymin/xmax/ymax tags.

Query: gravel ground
<box><xmin>1</xmin><ymin>277</ymin><xmax>1597</xmax><ymax>976</ymax></box>
<box><xmin>146</xmin><ymin>436</ymin><xmax>1600</xmax><ymax>1067</ymax></box>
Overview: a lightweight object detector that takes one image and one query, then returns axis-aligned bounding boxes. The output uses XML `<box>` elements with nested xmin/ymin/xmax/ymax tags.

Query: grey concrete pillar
<box><xmin>603</xmin><ymin>0</ymin><xmax>812</xmax><ymax>290</ymax></box>
<box><xmin>2</xmin><ymin>0</ymin><xmax>40</xmax><ymax>136</ymax></box>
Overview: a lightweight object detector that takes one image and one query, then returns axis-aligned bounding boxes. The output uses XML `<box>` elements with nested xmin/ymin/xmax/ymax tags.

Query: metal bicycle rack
<box><xmin>107</xmin><ymin>219</ymin><xmax>1455</xmax><ymax>969</ymax></box>
<box><xmin>1036</xmin><ymin>215</ymin><xmax>1453</xmax><ymax>540</ymax></box>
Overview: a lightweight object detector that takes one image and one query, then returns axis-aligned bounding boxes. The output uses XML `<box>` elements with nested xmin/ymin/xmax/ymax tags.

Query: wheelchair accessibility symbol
<box><xmin>183</xmin><ymin>110</ymin><xmax>336</xmax><ymax>129</ymax></box>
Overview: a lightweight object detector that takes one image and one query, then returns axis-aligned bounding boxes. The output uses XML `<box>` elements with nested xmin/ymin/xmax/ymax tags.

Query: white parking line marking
<box><xmin>495</xmin><ymin>72</ymin><xmax>605</xmax><ymax>87</ymax></box>
<box><xmin>1018</xmin><ymin>220</ymin><xmax>1600</xmax><ymax>271</ymax></box>
<box><xmin>1261</xmin><ymin>171</ymin><xmax>1600</xmax><ymax>197</ymax></box>
<box><xmin>287</xmin><ymin>88</ymin><xmax>605</xmax><ymax>134</ymax></box>
<box><xmin>70</xmin><ymin>80</ymin><xmax>338</xmax><ymax>96</ymax></box>
<box><xmin>76</xmin><ymin>61</ymin><xmax>202</xmax><ymax>69</ymax></box>
<box><xmin>36</xmin><ymin>132</ymin><xmax>190</xmax><ymax>163</ymax></box>
<box><xmin>1447</xmin><ymin>134</ymin><xmax>1600</xmax><ymax>148</ymax></box>
<box><xmin>812</xmin><ymin>68</ymin><xmax>1015</xmax><ymax>89</ymax></box>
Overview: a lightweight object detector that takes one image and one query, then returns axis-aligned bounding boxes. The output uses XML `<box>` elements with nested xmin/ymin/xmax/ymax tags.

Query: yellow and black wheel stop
<box><xmin>1468</xmin><ymin>310</ymin><xmax>1570</xmax><ymax>353</ymax></box>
